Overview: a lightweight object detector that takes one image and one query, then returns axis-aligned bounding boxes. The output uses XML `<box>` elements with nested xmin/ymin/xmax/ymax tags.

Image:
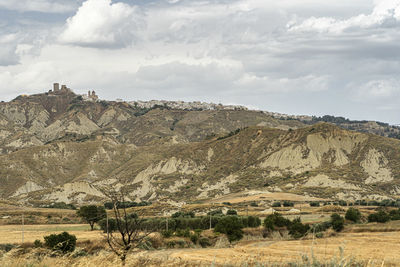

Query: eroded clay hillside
<box><xmin>0</xmin><ymin>91</ymin><xmax>304</xmax><ymax>154</ymax></box>
<box><xmin>2</xmin><ymin>122</ymin><xmax>399</xmax><ymax>205</ymax></box>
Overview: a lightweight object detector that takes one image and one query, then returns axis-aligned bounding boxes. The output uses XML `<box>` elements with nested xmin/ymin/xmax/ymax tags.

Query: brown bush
<box><xmin>148</xmin><ymin>233</ymin><xmax>163</xmax><ymax>249</ymax></box>
<box><xmin>242</xmin><ymin>227</ymin><xmax>263</xmax><ymax>237</ymax></box>
<box><xmin>318</xmin><ymin>205</ymin><xmax>345</xmax><ymax>213</ymax></box>
<box><xmin>80</xmin><ymin>240</ymin><xmax>106</xmax><ymax>255</ymax></box>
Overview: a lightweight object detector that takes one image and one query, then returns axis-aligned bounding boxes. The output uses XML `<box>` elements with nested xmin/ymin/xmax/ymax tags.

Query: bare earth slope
<box><xmin>1</xmin><ymin>91</ymin><xmax>399</xmax><ymax>204</ymax></box>
<box><xmin>1</xmin><ymin>119</ymin><xmax>399</xmax><ymax>204</ymax></box>
<box><xmin>0</xmin><ymin>91</ymin><xmax>304</xmax><ymax>153</ymax></box>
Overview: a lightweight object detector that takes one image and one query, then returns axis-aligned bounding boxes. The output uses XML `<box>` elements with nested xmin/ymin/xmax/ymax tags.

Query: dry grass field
<box><xmin>1</xmin><ymin>230</ymin><xmax>399</xmax><ymax>266</ymax></box>
<box><xmin>0</xmin><ymin>224</ymin><xmax>102</xmax><ymax>244</ymax></box>
<box><xmin>165</xmin><ymin>231</ymin><xmax>400</xmax><ymax>266</ymax></box>
<box><xmin>2</xmin><ymin>203</ymin><xmax>400</xmax><ymax>266</ymax></box>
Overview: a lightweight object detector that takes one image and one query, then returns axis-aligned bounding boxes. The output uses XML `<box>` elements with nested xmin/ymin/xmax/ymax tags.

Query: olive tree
<box><xmin>76</xmin><ymin>205</ymin><xmax>106</xmax><ymax>231</ymax></box>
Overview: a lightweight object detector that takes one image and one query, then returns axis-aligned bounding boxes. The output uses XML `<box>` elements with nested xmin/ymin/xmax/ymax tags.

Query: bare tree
<box><xmin>102</xmin><ymin>188</ymin><xmax>152</xmax><ymax>266</ymax></box>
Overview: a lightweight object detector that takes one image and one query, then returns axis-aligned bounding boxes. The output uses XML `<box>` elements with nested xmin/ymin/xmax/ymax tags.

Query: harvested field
<box><xmin>1</xmin><ymin>228</ymin><xmax>400</xmax><ymax>266</ymax></box>
<box><xmin>0</xmin><ymin>224</ymin><xmax>102</xmax><ymax>244</ymax></box>
<box><xmin>155</xmin><ymin>231</ymin><xmax>399</xmax><ymax>266</ymax></box>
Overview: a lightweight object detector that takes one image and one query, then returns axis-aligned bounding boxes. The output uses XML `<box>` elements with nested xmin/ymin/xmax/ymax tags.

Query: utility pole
<box><xmin>209</xmin><ymin>202</ymin><xmax>213</xmax><ymax>230</ymax></box>
<box><xmin>106</xmin><ymin>211</ymin><xmax>109</xmax><ymax>240</ymax></box>
<box><xmin>166</xmin><ymin>217</ymin><xmax>168</xmax><ymax>232</ymax></box>
<box><xmin>21</xmin><ymin>212</ymin><xmax>24</xmax><ymax>244</ymax></box>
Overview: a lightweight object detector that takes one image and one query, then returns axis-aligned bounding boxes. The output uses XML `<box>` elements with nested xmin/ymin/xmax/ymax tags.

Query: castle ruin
<box><xmin>87</xmin><ymin>90</ymin><xmax>98</xmax><ymax>101</ymax></box>
<box><xmin>47</xmin><ymin>82</ymin><xmax>100</xmax><ymax>101</ymax></box>
<box><xmin>49</xmin><ymin>83</ymin><xmax>71</xmax><ymax>94</ymax></box>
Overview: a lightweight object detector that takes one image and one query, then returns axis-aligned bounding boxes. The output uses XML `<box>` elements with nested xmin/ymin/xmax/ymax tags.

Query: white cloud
<box><xmin>288</xmin><ymin>0</ymin><xmax>400</xmax><ymax>33</ymax></box>
<box><xmin>0</xmin><ymin>0</ymin><xmax>76</xmax><ymax>13</ymax></box>
<box><xmin>236</xmin><ymin>74</ymin><xmax>329</xmax><ymax>93</ymax></box>
<box><xmin>59</xmin><ymin>0</ymin><xmax>143</xmax><ymax>47</ymax></box>
<box><xmin>0</xmin><ymin>34</ymin><xmax>20</xmax><ymax>66</ymax></box>
<box><xmin>360</xmin><ymin>79</ymin><xmax>400</xmax><ymax>98</ymax></box>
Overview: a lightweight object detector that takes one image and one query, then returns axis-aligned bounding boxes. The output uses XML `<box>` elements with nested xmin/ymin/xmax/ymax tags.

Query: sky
<box><xmin>0</xmin><ymin>0</ymin><xmax>399</xmax><ymax>124</ymax></box>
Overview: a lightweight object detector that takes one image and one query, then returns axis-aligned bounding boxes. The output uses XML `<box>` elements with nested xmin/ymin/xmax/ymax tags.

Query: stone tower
<box><xmin>53</xmin><ymin>83</ymin><xmax>59</xmax><ymax>91</ymax></box>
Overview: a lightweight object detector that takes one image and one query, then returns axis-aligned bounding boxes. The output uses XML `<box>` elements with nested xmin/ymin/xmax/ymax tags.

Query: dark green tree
<box><xmin>330</xmin><ymin>213</ymin><xmax>345</xmax><ymax>232</ymax></box>
<box><xmin>214</xmin><ymin>216</ymin><xmax>243</xmax><ymax>242</ymax></box>
<box><xmin>263</xmin><ymin>213</ymin><xmax>291</xmax><ymax>231</ymax></box>
<box><xmin>288</xmin><ymin>218</ymin><xmax>309</xmax><ymax>239</ymax></box>
<box><xmin>77</xmin><ymin>205</ymin><xmax>106</xmax><ymax>230</ymax></box>
<box><xmin>368</xmin><ymin>210</ymin><xmax>390</xmax><ymax>223</ymax></box>
<box><xmin>98</xmin><ymin>218</ymin><xmax>118</xmax><ymax>233</ymax></box>
<box><xmin>345</xmin><ymin>208</ymin><xmax>361</xmax><ymax>223</ymax></box>
<box><xmin>226</xmin><ymin>209</ymin><xmax>238</xmax><ymax>215</ymax></box>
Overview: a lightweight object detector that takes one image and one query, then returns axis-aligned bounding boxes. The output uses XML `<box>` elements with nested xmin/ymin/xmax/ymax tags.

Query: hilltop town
<box><xmin>13</xmin><ymin>83</ymin><xmax>398</xmax><ymax>140</ymax></box>
<box><xmin>44</xmin><ymin>83</ymin><xmax>312</xmax><ymax>115</ymax></box>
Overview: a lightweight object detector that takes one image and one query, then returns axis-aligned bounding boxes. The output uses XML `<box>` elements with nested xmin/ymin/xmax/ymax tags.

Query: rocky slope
<box><xmin>0</xmin><ymin>91</ymin><xmax>304</xmax><ymax>154</ymax></box>
<box><xmin>1</xmin><ymin>90</ymin><xmax>399</xmax><ymax>204</ymax></box>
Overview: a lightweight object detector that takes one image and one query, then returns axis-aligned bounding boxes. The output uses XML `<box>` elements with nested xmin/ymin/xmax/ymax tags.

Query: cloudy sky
<box><xmin>0</xmin><ymin>0</ymin><xmax>399</xmax><ymax>124</ymax></box>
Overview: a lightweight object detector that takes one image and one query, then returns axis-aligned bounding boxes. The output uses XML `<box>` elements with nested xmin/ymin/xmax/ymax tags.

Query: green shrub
<box><xmin>310</xmin><ymin>221</ymin><xmax>331</xmax><ymax>233</ymax></box>
<box><xmin>214</xmin><ymin>216</ymin><xmax>243</xmax><ymax>242</ymax></box>
<box><xmin>345</xmin><ymin>208</ymin><xmax>361</xmax><ymax>223</ymax></box>
<box><xmin>263</xmin><ymin>213</ymin><xmax>291</xmax><ymax>231</ymax></box>
<box><xmin>226</xmin><ymin>209</ymin><xmax>238</xmax><ymax>215</ymax></box>
<box><xmin>250</xmin><ymin>202</ymin><xmax>258</xmax><ymax>207</ymax></box>
<box><xmin>0</xmin><ymin>244</ymin><xmax>15</xmax><ymax>252</ymax></box>
<box><xmin>33</xmin><ymin>239</ymin><xmax>43</xmax><ymax>248</ymax></box>
<box><xmin>44</xmin><ymin>232</ymin><xmax>76</xmax><ymax>253</ymax></box>
<box><xmin>283</xmin><ymin>201</ymin><xmax>294</xmax><ymax>207</ymax></box>
<box><xmin>167</xmin><ymin>241</ymin><xmax>176</xmax><ymax>248</ymax></box>
<box><xmin>309</xmin><ymin>201</ymin><xmax>320</xmax><ymax>207</ymax></box>
<box><xmin>242</xmin><ymin>216</ymin><xmax>261</xmax><ymax>228</ymax></box>
<box><xmin>190</xmin><ymin>234</ymin><xmax>199</xmax><ymax>244</ymax></box>
<box><xmin>175</xmin><ymin>229</ymin><xmax>184</xmax><ymax>237</ymax></box>
<box><xmin>288</xmin><ymin>218</ymin><xmax>309</xmax><ymax>239</ymax></box>
<box><xmin>368</xmin><ymin>200</ymin><xmax>380</xmax><ymax>206</ymax></box>
<box><xmin>389</xmin><ymin>209</ymin><xmax>400</xmax><ymax>220</ymax></box>
<box><xmin>176</xmin><ymin>228</ymin><xmax>191</xmax><ymax>238</ymax></box>
<box><xmin>199</xmin><ymin>237</ymin><xmax>211</xmax><ymax>248</ymax></box>
<box><xmin>194</xmin><ymin>229</ymin><xmax>202</xmax><ymax>235</ymax></box>
<box><xmin>368</xmin><ymin>210</ymin><xmax>390</xmax><ymax>223</ymax></box>
<box><xmin>176</xmin><ymin>240</ymin><xmax>186</xmax><ymax>248</ymax></box>
<box><xmin>338</xmin><ymin>200</ymin><xmax>348</xmax><ymax>206</ymax></box>
<box><xmin>98</xmin><ymin>218</ymin><xmax>117</xmax><ymax>233</ymax></box>
<box><xmin>330</xmin><ymin>213</ymin><xmax>344</xmax><ymax>232</ymax></box>
<box><xmin>171</xmin><ymin>211</ymin><xmax>195</xmax><ymax>218</ymax></box>
<box><xmin>272</xmin><ymin>201</ymin><xmax>281</xmax><ymax>207</ymax></box>
<box><xmin>161</xmin><ymin>230</ymin><xmax>174</xmax><ymax>238</ymax></box>
<box><xmin>207</xmin><ymin>209</ymin><xmax>223</xmax><ymax>216</ymax></box>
